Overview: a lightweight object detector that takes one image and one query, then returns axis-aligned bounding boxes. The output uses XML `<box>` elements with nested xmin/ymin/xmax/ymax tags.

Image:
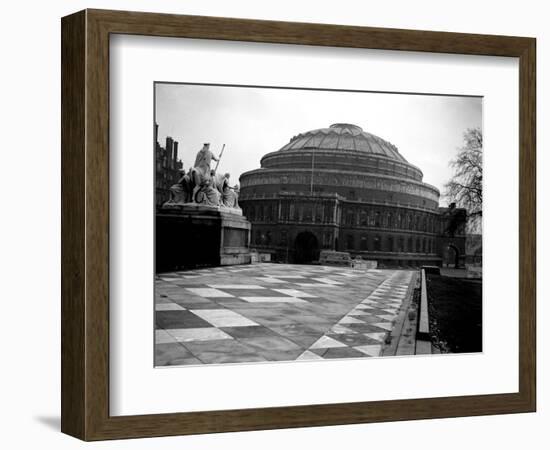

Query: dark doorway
<box><xmin>443</xmin><ymin>244</ymin><xmax>460</xmax><ymax>268</ymax></box>
<box><xmin>294</xmin><ymin>231</ymin><xmax>320</xmax><ymax>264</ymax></box>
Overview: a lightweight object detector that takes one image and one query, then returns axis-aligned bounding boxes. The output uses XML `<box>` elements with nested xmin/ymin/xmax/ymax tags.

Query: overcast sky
<box><xmin>155</xmin><ymin>83</ymin><xmax>482</xmax><ymax>197</ymax></box>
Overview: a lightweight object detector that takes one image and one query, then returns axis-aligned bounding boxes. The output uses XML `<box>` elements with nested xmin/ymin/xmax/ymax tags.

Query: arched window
<box><xmin>249</xmin><ymin>206</ymin><xmax>255</xmax><ymax>220</ymax></box>
<box><xmin>360</xmin><ymin>235</ymin><xmax>368</xmax><ymax>251</ymax></box>
<box><xmin>416</xmin><ymin>238</ymin><xmax>421</xmax><ymax>252</ymax></box>
<box><xmin>398</xmin><ymin>237</ymin><xmax>404</xmax><ymax>252</ymax></box>
<box><xmin>408</xmin><ymin>237</ymin><xmax>413</xmax><ymax>252</ymax></box>
<box><xmin>360</xmin><ymin>210</ymin><xmax>368</xmax><ymax>226</ymax></box>
<box><xmin>346</xmin><ymin>234</ymin><xmax>355</xmax><ymax>250</ymax></box>
<box><xmin>375</xmin><ymin>212</ymin><xmax>381</xmax><ymax>227</ymax></box>
<box><xmin>388</xmin><ymin>213</ymin><xmax>394</xmax><ymax>228</ymax></box>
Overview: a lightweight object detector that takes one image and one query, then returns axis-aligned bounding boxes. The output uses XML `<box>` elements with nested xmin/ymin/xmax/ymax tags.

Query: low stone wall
<box><xmin>415</xmin><ymin>268</ymin><xmax>433</xmax><ymax>354</ymax></box>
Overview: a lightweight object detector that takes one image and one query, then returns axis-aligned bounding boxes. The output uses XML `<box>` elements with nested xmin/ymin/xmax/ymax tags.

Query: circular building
<box><xmin>239</xmin><ymin>123</ymin><xmax>466</xmax><ymax>267</ymax></box>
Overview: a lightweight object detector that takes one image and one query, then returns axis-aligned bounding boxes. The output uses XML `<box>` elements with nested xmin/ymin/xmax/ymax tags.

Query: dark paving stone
<box><xmin>155</xmin><ymin>311</ymin><xmax>212</xmax><ymax>329</ymax></box>
<box><xmin>349</xmin><ymin>315</ymin><xmax>389</xmax><ymax>325</ymax></box>
<box><xmin>170</xmin><ymin>294</ymin><xmax>214</xmax><ymax>303</ymax></box>
<box><xmin>253</xmin><ymin>348</ymin><xmax>305</xmax><ymax>362</ymax></box>
<box><xmin>327</xmin><ymin>332</ymin><xmax>384</xmax><ymax>347</ymax></box>
<box><xmin>251</xmin><ymin>315</ymin><xmax>301</xmax><ymax>327</ymax></box>
<box><xmin>220</xmin><ymin>325</ymin><xmax>280</xmax><ymax>339</ymax></box>
<box><xmin>345</xmin><ymin>322</ymin><xmax>393</xmax><ymax>333</ymax></box>
<box><xmin>155</xmin><ymin>342</ymin><xmax>202</xmax><ymax>366</ymax></box>
<box><xmin>174</xmin><ymin>302</ymin><xmax>219</xmax><ymax>309</ymax></box>
<box><xmin>318</xmin><ymin>347</ymin><xmax>367</xmax><ymax>359</ymax></box>
<box><xmin>183</xmin><ymin>339</ymin><xmax>267</xmax><ymax>364</ymax></box>
<box><xmin>223</xmin><ymin>289</ymin><xmax>280</xmax><ymax>297</ymax></box>
<box><xmin>215</xmin><ymin>299</ymin><xmax>257</xmax><ymax>308</ymax></box>
<box><xmin>238</xmin><ymin>336</ymin><xmax>303</xmax><ymax>354</ymax></box>
<box><xmin>291</xmin><ymin>315</ymin><xmax>334</xmax><ymax>325</ymax></box>
<box><xmin>266</xmin><ymin>323</ymin><xmax>327</xmax><ymax>348</ymax></box>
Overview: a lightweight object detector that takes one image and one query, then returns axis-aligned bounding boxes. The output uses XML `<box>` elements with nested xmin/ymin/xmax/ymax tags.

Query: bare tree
<box><xmin>445</xmin><ymin>127</ymin><xmax>482</xmax><ymax>218</ymax></box>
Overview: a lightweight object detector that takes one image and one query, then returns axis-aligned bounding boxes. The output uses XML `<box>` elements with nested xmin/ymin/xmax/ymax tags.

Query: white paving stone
<box><xmin>190</xmin><ymin>309</ymin><xmax>259</xmax><ymax>327</ymax></box>
<box><xmin>208</xmin><ymin>284</ymin><xmax>266</xmax><ymax>289</ymax></box>
<box><xmin>372</xmin><ymin>322</ymin><xmax>393</xmax><ymax>331</ymax></box>
<box><xmin>330</xmin><ymin>324</ymin><xmax>356</xmax><ymax>334</ymax></box>
<box><xmin>355</xmin><ymin>345</ymin><xmax>382</xmax><ymax>357</ymax></box>
<box><xmin>155</xmin><ymin>329</ymin><xmax>177</xmax><ymax>344</ymax></box>
<box><xmin>256</xmin><ymin>277</ymin><xmax>286</xmax><ymax>283</ymax></box>
<box><xmin>272</xmin><ymin>289</ymin><xmax>317</xmax><ymax>298</ymax></box>
<box><xmin>240</xmin><ymin>296</ymin><xmax>308</xmax><ymax>303</ymax></box>
<box><xmin>364</xmin><ymin>332</ymin><xmax>387</xmax><ymax>342</ymax></box>
<box><xmin>310</xmin><ymin>336</ymin><xmax>348</xmax><ymax>349</ymax></box>
<box><xmin>313</xmin><ymin>277</ymin><xmax>343</xmax><ymax>285</ymax></box>
<box><xmin>185</xmin><ymin>288</ymin><xmax>234</xmax><ymax>298</ymax></box>
<box><xmin>167</xmin><ymin>327</ymin><xmax>233</xmax><ymax>342</ymax></box>
<box><xmin>297</xmin><ymin>350</ymin><xmax>324</xmax><ymax>360</ymax></box>
<box><xmin>155</xmin><ymin>303</ymin><xmax>185</xmax><ymax>311</ymax></box>
<box><xmin>339</xmin><ymin>316</ymin><xmax>365</xmax><ymax>324</ymax></box>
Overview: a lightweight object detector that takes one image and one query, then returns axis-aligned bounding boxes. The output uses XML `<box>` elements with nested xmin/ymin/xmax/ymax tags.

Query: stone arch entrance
<box><xmin>294</xmin><ymin>231</ymin><xmax>320</xmax><ymax>264</ymax></box>
<box><xmin>444</xmin><ymin>243</ymin><xmax>460</xmax><ymax>268</ymax></box>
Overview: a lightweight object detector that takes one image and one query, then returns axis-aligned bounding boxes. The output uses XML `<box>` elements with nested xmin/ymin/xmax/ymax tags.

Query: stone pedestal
<box><xmin>156</xmin><ymin>204</ymin><xmax>252</xmax><ymax>272</ymax></box>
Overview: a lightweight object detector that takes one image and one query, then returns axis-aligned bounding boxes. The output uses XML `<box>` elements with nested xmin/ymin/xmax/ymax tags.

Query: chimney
<box><xmin>165</xmin><ymin>137</ymin><xmax>173</xmax><ymax>167</ymax></box>
<box><xmin>154</xmin><ymin>123</ymin><xmax>159</xmax><ymax>145</ymax></box>
<box><xmin>173</xmin><ymin>141</ymin><xmax>179</xmax><ymax>169</ymax></box>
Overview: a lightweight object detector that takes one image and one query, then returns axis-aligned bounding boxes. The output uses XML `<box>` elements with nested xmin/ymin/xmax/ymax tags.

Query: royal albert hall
<box><xmin>238</xmin><ymin>123</ymin><xmax>466</xmax><ymax>267</ymax></box>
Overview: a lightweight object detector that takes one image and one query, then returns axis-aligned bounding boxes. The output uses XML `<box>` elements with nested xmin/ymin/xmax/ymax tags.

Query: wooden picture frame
<box><xmin>61</xmin><ymin>9</ymin><xmax>536</xmax><ymax>441</ymax></box>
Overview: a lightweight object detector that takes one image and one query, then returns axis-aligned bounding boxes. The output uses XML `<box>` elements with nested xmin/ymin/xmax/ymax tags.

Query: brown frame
<box><xmin>61</xmin><ymin>9</ymin><xmax>536</xmax><ymax>441</ymax></box>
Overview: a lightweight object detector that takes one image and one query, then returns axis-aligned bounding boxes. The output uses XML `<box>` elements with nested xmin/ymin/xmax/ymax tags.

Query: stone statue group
<box><xmin>166</xmin><ymin>143</ymin><xmax>240</xmax><ymax>209</ymax></box>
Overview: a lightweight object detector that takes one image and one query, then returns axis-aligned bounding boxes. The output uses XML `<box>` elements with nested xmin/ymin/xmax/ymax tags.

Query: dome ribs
<box><xmin>276</xmin><ymin>123</ymin><xmax>410</xmax><ymax>164</ymax></box>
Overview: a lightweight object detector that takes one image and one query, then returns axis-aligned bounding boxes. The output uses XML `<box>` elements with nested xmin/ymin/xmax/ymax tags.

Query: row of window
<box><xmin>243</xmin><ymin>202</ymin><xmax>440</xmax><ymax>234</ymax></box>
<box><xmin>244</xmin><ymin>202</ymin><xmax>335</xmax><ymax>224</ymax></box>
<box><xmin>346</xmin><ymin>234</ymin><xmax>435</xmax><ymax>254</ymax></box>
<box><xmin>251</xmin><ymin>228</ymin><xmax>435</xmax><ymax>254</ymax></box>
<box><xmin>344</xmin><ymin>208</ymin><xmax>437</xmax><ymax>233</ymax></box>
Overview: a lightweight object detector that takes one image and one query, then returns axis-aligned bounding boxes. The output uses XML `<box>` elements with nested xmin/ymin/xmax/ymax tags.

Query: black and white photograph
<box><xmin>154</xmin><ymin>82</ymin><xmax>483</xmax><ymax>366</ymax></box>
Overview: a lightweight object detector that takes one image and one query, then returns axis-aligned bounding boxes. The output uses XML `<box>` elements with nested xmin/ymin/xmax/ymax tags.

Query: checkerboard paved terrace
<box><xmin>155</xmin><ymin>264</ymin><xmax>416</xmax><ymax>366</ymax></box>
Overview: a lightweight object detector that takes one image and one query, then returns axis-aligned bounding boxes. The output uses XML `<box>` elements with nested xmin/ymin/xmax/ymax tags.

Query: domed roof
<box><xmin>278</xmin><ymin>123</ymin><xmax>407</xmax><ymax>163</ymax></box>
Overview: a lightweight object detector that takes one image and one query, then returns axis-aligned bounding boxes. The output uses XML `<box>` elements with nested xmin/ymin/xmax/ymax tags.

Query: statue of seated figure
<box><xmin>167</xmin><ymin>168</ymin><xmax>193</xmax><ymax>204</ymax></box>
<box><xmin>195</xmin><ymin>179</ymin><xmax>220</xmax><ymax>206</ymax></box>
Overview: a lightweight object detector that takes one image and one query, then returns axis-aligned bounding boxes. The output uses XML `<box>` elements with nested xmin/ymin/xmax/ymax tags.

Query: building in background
<box><xmin>155</xmin><ymin>123</ymin><xmax>183</xmax><ymax>207</ymax></box>
<box><xmin>239</xmin><ymin>123</ymin><xmax>466</xmax><ymax>267</ymax></box>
